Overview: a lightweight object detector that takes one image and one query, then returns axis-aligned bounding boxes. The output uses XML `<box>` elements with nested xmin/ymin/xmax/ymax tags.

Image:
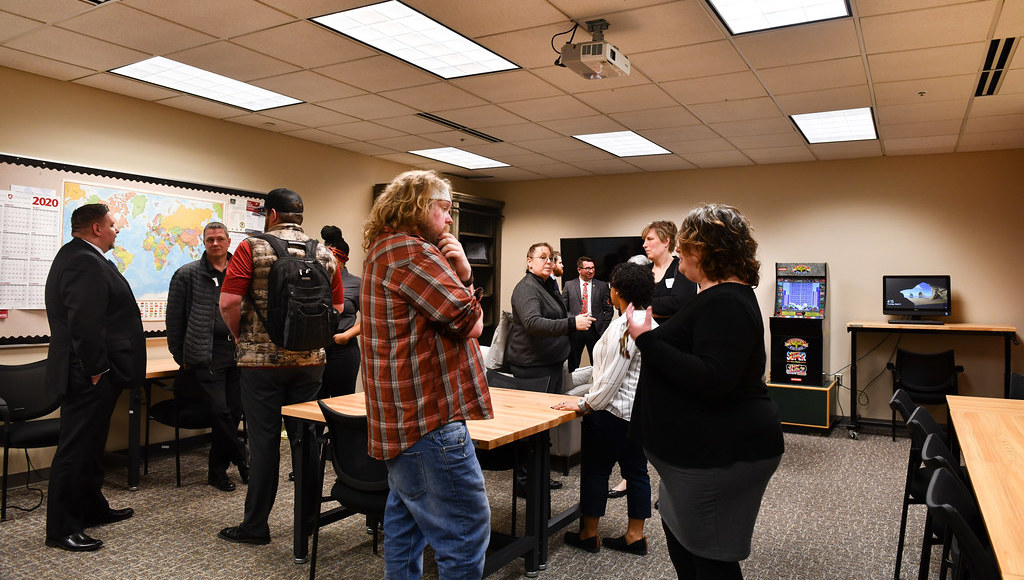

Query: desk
<box><xmin>124</xmin><ymin>358</ymin><xmax>178</xmax><ymax>490</ymax></box>
<box><xmin>947</xmin><ymin>395</ymin><xmax>1024</xmax><ymax>580</ymax></box>
<box><xmin>282</xmin><ymin>387</ymin><xmax>578</xmax><ymax>576</ymax></box>
<box><xmin>845</xmin><ymin>321</ymin><xmax>1017</xmax><ymax>435</ymax></box>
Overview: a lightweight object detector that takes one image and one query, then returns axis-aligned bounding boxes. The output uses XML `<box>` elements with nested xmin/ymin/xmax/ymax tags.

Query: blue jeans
<box><xmin>383</xmin><ymin>421</ymin><xmax>491</xmax><ymax>580</ymax></box>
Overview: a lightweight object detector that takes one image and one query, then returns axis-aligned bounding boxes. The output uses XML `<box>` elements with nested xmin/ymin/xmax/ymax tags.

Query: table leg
<box><xmin>1004</xmin><ymin>335</ymin><xmax>1012</xmax><ymax>399</ymax></box>
<box><xmin>848</xmin><ymin>330</ymin><xmax>859</xmax><ymax>436</ymax></box>
<box><xmin>128</xmin><ymin>386</ymin><xmax>141</xmax><ymax>491</ymax></box>
<box><xmin>522</xmin><ymin>433</ymin><xmax>546</xmax><ymax>578</ymax></box>
<box><xmin>292</xmin><ymin>420</ymin><xmax>318</xmax><ymax>564</ymax></box>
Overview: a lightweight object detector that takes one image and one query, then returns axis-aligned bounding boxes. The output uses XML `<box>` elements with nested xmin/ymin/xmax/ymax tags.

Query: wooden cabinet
<box><xmin>452</xmin><ymin>193</ymin><xmax>504</xmax><ymax>345</ymax></box>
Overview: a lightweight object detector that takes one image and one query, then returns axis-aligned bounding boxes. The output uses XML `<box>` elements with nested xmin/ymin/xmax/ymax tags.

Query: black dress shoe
<box><xmin>608</xmin><ymin>488</ymin><xmax>627</xmax><ymax>499</ymax></box>
<box><xmin>563</xmin><ymin>531</ymin><xmax>599</xmax><ymax>553</ymax></box>
<box><xmin>46</xmin><ymin>532</ymin><xmax>103</xmax><ymax>552</ymax></box>
<box><xmin>85</xmin><ymin>507</ymin><xmax>134</xmax><ymax>527</ymax></box>
<box><xmin>209</xmin><ymin>474</ymin><xmax>237</xmax><ymax>492</ymax></box>
<box><xmin>236</xmin><ymin>461</ymin><xmax>249</xmax><ymax>484</ymax></box>
<box><xmin>218</xmin><ymin>526</ymin><xmax>270</xmax><ymax>545</ymax></box>
<box><xmin>603</xmin><ymin>535</ymin><xmax>648</xmax><ymax>556</ymax></box>
<box><xmin>549</xmin><ymin>478</ymin><xmax>563</xmax><ymax>490</ymax></box>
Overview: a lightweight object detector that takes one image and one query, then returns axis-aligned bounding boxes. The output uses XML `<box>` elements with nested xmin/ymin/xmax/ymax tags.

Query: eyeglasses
<box><xmin>529</xmin><ymin>255</ymin><xmax>552</xmax><ymax>262</ymax></box>
<box><xmin>579</xmin><ymin>266</ymin><xmax>595</xmax><ymax>271</ymax></box>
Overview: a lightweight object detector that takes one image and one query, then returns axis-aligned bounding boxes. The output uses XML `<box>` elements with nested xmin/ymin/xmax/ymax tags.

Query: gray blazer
<box><xmin>506</xmin><ymin>272</ymin><xmax>572</xmax><ymax>368</ymax></box>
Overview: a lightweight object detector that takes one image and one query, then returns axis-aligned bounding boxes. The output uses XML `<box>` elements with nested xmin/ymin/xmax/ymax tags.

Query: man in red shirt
<box><xmin>361</xmin><ymin>170</ymin><xmax>493</xmax><ymax>578</ymax></box>
<box><xmin>216</xmin><ymin>188</ymin><xmax>343</xmax><ymax>546</ymax></box>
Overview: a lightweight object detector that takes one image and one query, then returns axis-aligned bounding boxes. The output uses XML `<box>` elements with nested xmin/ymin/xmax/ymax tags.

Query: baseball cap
<box><xmin>257</xmin><ymin>188</ymin><xmax>303</xmax><ymax>215</ymax></box>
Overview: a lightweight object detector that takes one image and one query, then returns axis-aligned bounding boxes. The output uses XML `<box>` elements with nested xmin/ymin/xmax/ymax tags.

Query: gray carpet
<box><xmin>0</xmin><ymin>428</ymin><xmax>936</xmax><ymax>579</ymax></box>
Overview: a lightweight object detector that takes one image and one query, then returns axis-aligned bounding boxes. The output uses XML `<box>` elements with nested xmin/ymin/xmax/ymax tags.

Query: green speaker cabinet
<box><xmin>767</xmin><ymin>380</ymin><xmax>838</xmax><ymax>431</ymax></box>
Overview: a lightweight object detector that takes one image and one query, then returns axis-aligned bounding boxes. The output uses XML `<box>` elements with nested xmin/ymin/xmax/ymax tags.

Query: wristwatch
<box><xmin>577</xmin><ymin>397</ymin><xmax>592</xmax><ymax>415</ymax></box>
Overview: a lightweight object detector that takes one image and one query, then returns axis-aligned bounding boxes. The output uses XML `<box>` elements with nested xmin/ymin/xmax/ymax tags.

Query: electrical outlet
<box><xmin>834</xmin><ymin>372</ymin><xmax>843</xmax><ymax>386</ymax></box>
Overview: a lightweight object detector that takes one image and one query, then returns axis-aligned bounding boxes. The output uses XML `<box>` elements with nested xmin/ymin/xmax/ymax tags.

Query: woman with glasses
<box><xmin>506</xmin><ymin>242</ymin><xmax>593</xmax><ymax>394</ymax></box>
<box><xmin>553</xmin><ymin>262</ymin><xmax>656</xmax><ymax>556</ymax></box>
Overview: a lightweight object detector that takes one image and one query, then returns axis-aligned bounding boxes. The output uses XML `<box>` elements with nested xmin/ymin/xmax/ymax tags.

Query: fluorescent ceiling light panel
<box><xmin>409</xmin><ymin>147</ymin><xmax>510</xmax><ymax>169</ymax></box>
<box><xmin>573</xmin><ymin>131</ymin><xmax>671</xmax><ymax>157</ymax></box>
<box><xmin>110</xmin><ymin>56</ymin><xmax>301</xmax><ymax>111</ymax></box>
<box><xmin>707</xmin><ymin>0</ymin><xmax>850</xmax><ymax>34</ymax></box>
<box><xmin>791</xmin><ymin>107</ymin><xmax>877</xmax><ymax>144</ymax></box>
<box><xmin>313</xmin><ymin>1</ymin><xmax>518</xmax><ymax>79</ymax></box>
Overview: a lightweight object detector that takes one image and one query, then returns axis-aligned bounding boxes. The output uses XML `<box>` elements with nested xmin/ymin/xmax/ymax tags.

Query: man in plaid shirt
<box><xmin>360</xmin><ymin>169</ymin><xmax>493</xmax><ymax>578</ymax></box>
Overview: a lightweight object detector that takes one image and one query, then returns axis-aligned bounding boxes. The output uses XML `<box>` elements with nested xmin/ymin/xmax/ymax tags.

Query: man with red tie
<box><xmin>562</xmin><ymin>256</ymin><xmax>614</xmax><ymax>371</ymax></box>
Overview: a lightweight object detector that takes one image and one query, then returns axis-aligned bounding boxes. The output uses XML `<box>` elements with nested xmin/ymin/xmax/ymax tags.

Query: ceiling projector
<box><xmin>560</xmin><ymin>19</ymin><xmax>630</xmax><ymax>80</ymax></box>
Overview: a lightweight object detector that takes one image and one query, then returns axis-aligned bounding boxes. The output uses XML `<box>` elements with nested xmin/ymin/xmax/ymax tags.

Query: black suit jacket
<box><xmin>45</xmin><ymin>237</ymin><xmax>146</xmax><ymax>394</ymax></box>
<box><xmin>561</xmin><ymin>277</ymin><xmax>614</xmax><ymax>336</ymax></box>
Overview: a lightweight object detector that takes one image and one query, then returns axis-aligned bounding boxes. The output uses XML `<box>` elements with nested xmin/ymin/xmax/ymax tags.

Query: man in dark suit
<box><xmin>561</xmin><ymin>256</ymin><xmax>614</xmax><ymax>371</ymax></box>
<box><xmin>44</xmin><ymin>203</ymin><xmax>145</xmax><ymax>552</ymax></box>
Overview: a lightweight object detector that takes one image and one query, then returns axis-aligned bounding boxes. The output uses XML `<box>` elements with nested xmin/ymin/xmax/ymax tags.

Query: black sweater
<box><xmin>630</xmin><ymin>282</ymin><xmax>784</xmax><ymax>468</ymax></box>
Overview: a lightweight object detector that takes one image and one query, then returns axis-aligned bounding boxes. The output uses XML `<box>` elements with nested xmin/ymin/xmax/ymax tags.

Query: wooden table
<box><xmin>845</xmin><ymin>321</ymin><xmax>1017</xmax><ymax>436</ymax></box>
<box><xmin>282</xmin><ymin>387</ymin><xmax>579</xmax><ymax>576</ymax></box>
<box><xmin>947</xmin><ymin>395</ymin><xmax>1024</xmax><ymax>579</ymax></box>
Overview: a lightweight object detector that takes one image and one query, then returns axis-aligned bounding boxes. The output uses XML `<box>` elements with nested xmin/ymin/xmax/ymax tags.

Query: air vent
<box><xmin>976</xmin><ymin>37</ymin><xmax>1017</xmax><ymax>96</ymax></box>
<box><xmin>415</xmin><ymin>113</ymin><xmax>503</xmax><ymax>143</ymax></box>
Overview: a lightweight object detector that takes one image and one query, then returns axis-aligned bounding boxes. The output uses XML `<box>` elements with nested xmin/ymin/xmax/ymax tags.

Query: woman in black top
<box><xmin>642</xmin><ymin>220</ymin><xmax>698</xmax><ymax>320</ymax></box>
<box><xmin>320</xmin><ymin>225</ymin><xmax>361</xmax><ymax>397</ymax></box>
<box><xmin>627</xmin><ymin>204</ymin><xmax>784</xmax><ymax>580</ymax></box>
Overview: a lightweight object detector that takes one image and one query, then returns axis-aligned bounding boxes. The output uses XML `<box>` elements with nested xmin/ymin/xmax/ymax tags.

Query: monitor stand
<box><xmin>887</xmin><ymin>317</ymin><xmax>944</xmax><ymax>325</ymax></box>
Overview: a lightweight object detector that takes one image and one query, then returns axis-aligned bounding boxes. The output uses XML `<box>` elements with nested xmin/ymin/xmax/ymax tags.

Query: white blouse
<box><xmin>578</xmin><ymin>312</ymin><xmax>657</xmax><ymax>422</ymax></box>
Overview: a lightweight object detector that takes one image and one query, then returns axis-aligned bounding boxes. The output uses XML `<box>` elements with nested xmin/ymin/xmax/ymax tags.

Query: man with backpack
<box><xmin>217</xmin><ymin>188</ymin><xmax>343</xmax><ymax>545</ymax></box>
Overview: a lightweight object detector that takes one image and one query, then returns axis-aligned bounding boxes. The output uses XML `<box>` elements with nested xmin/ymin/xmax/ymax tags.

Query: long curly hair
<box><xmin>362</xmin><ymin>170</ymin><xmax>451</xmax><ymax>251</ymax></box>
<box><xmin>678</xmin><ymin>204</ymin><xmax>760</xmax><ymax>286</ymax></box>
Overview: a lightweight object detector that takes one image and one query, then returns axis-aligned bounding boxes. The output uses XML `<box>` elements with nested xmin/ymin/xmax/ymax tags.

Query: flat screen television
<box><xmin>882</xmin><ymin>275</ymin><xmax>951</xmax><ymax>324</ymax></box>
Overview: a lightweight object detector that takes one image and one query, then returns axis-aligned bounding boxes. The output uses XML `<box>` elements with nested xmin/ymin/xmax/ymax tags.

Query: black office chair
<box><xmin>888</xmin><ymin>349</ymin><xmax>963</xmax><ymax>442</ymax></box>
<box><xmin>309</xmin><ymin>400</ymin><xmax>389</xmax><ymax>580</ymax></box>
<box><xmin>925</xmin><ymin>468</ymin><xmax>1000</xmax><ymax>580</ymax></box>
<box><xmin>0</xmin><ymin>360</ymin><xmax>62</xmax><ymax>521</ymax></box>
<box><xmin>476</xmin><ymin>369</ymin><xmax>550</xmax><ymax>535</ymax></box>
<box><xmin>1009</xmin><ymin>372</ymin><xmax>1024</xmax><ymax>400</ymax></box>
<box><xmin>889</xmin><ymin>390</ymin><xmax>946</xmax><ymax>580</ymax></box>
<box><xmin>144</xmin><ymin>369</ymin><xmax>216</xmax><ymax>487</ymax></box>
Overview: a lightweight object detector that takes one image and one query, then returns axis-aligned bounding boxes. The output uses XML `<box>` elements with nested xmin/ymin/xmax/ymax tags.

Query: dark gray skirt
<box><xmin>648</xmin><ymin>452</ymin><xmax>782</xmax><ymax>562</ymax></box>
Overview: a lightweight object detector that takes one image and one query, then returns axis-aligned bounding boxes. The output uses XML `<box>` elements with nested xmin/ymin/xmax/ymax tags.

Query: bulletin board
<box><xmin>0</xmin><ymin>153</ymin><xmax>264</xmax><ymax>344</ymax></box>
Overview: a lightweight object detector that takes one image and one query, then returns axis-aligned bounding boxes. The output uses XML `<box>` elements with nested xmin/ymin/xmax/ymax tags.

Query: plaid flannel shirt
<box><xmin>360</xmin><ymin>231</ymin><xmax>492</xmax><ymax>460</ymax></box>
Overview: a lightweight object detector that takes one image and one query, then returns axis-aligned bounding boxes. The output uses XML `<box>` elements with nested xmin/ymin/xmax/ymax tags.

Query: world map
<box><xmin>63</xmin><ymin>181</ymin><xmax>225</xmax><ymax>304</ymax></box>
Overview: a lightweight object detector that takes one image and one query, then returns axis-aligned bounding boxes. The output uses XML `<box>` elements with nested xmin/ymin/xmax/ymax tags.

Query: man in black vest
<box><xmin>44</xmin><ymin>203</ymin><xmax>145</xmax><ymax>551</ymax></box>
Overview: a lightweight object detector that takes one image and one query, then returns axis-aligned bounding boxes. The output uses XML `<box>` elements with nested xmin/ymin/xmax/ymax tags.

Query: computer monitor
<box><xmin>882</xmin><ymin>275</ymin><xmax>951</xmax><ymax>321</ymax></box>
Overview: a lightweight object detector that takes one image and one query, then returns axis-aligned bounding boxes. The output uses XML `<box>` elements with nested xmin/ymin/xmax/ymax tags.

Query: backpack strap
<box><xmin>246</xmin><ymin>234</ymin><xmax>284</xmax><ymax>338</ymax></box>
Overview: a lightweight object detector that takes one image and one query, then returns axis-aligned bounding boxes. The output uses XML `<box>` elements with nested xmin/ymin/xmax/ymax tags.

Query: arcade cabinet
<box><xmin>767</xmin><ymin>263</ymin><xmax>837</xmax><ymax>431</ymax></box>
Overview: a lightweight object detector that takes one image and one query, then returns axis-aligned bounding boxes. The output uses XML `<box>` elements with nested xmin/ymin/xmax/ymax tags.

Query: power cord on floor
<box><xmin>5</xmin><ymin>449</ymin><xmax>45</xmax><ymax>515</ymax></box>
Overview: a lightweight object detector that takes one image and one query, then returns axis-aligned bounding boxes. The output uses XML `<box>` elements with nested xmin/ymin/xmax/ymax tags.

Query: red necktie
<box><xmin>581</xmin><ymin>281</ymin><xmax>589</xmax><ymax>315</ymax></box>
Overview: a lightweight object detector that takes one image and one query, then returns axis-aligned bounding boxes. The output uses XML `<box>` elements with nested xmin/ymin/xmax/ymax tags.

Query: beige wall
<box><xmin>488</xmin><ymin>151</ymin><xmax>1024</xmax><ymax>425</ymax></box>
<box><xmin>2</xmin><ymin>64</ymin><xmax>1022</xmax><ymax>474</ymax></box>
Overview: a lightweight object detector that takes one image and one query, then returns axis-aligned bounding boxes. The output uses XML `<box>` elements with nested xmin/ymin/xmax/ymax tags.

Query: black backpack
<box><xmin>249</xmin><ymin>234</ymin><xmax>340</xmax><ymax>351</ymax></box>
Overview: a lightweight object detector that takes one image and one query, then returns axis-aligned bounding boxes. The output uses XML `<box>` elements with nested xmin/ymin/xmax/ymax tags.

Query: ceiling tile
<box><xmin>964</xmin><ymin>112</ymin><xmax>1024</xmax><ymax>132</ymax></box>
<box><xmin>516</xmin><ymin>136</ymin><xmax>593</xmax><ymax>154</ymax></box>
<box><xmin>728</xmin><ymin>131</ymin><xmax>807</xmax><ymax>149</ymax></box>
<box><xmin>122</xmin><ymin>0</ymin><xmax>294</xmax><ymax>39</ymax></box>
<box><xmin>661</xmin><ymin>71</ymin><xmax>767</xmax><ymax>105</ymax></box>
<box><xmin>598</xmin><ymin>2</ymin><xmax>724</xmax><ymax>54</ymax></box>
<box><xmin>473</xmin><ymin>123</ymin><xmax>563</xmax><ymax>142</ymax></box>
<box><xmin>501</xmin><ymin>95</ymin><xmax>600</xmax><ymax>122</ymax></box>
<box><xmin>873</xmin><ymin>74</ymin><xmax>977</xmax><ymax>105</ymax></box>
<box><xmin>969</xmin><ymin>92</ymin><xmax>1024</xmax><ymax>116</ymax></box>
<box><xmin>252</xmin><ymin>70</ymin><xmax>363</xmax><ymax>103</ymax></box>
<box><xmin>269</xmin><ymin>0</ymin><xmax>371</xmax><ymax>19</ymax></box>
<box><xmin>539</xmin><ymin>115</ymin><xmax>626</xmax><ymax>136</ymax></box>
<box><xmin>57</xmin><ymin>4</ymin><xmax>216</xmax><ymax>55</ymax></box>
<box><xmin>233</xmin><ymin>20</ymin><xmax>377</xmax><ymax>69</ymax></box>
<box><xmin>637</xmin><ymin>124</ymin><xmax>719</xmax><ymax>143</ymax></box>
<box><xmin>688</xmin><ymin>97</ymin><xmax>782</xmax><ymax>124</ymax></box>
<box><xmin>758</xmin><ymin>57</ymin><xmax>867</xmax><ymax>96</ymax></box>
<box><xmin>223</xmin><ymin>113</ymin><xmax>305</xmax><ymax>133</ymax></box>
<box><xmin>167</xmin><ymin>41</ymin><xmax>299</xmax><ymax>81</ymax></box>
<box><xmin>450</xmin><ymin>70</ymin><xmax>562</xmax><ymax>103</ymax></box>
<box><xmin>259</xmin><ymin>103</ymin><xmax>359</xmax><ymax>127</ymax></box>
<box><xmin>475</xmin><ymin>22</ymin><xmax>577</xmax><ymax>70</ymax></box>
<box><xmin>744</xmin><ymin>146</ymin><xmax>816</xmax><ymax>164</ymax></box>
<box><xmin>155</xmin><ymin>94</ymin><xmax>250</xmax><ymax>118</ymax></box>
<box><xmin>708</xmin><ymin>116</ymin><xmax>797</xmax><ymax>137</ymax></box>
<box><xmin>609</xmin><ymin>106</ymin><xmax>701</xmax><ymax>130</ymax></box>
<box><xmin>315</xmin><ymin>56</ymin><xmax>437</xmax><ymax>93</ymax></box>
<box><xmin>375</xmin><ymin>114</ymin><xmax>451</xmax><ymax>134</ymax></box>
<box><xmin>0</xmin><ymin>45</ymin><xmax>92</xmax><ymax>80</ymax></box>
<box><xmin>570</xmin><ymin>158</ymin><xmax>643</xmax><ymax>175</ymax></box>
<box><xmin>573</xmin><ymin>84</ymin><xmax>677</xmax><ymax>114</ymax></box>
<box><xmin>735</xmin><ymin>19</ymin><xmax>861</xmax><ymax>68</ymax></box>
<box><xmin>5</xmin><ymin>26</ymin><xmax>148</xmax><ymax>71</ymax></box>
<box><xmin>664</xmin><ymin>137</ymin><xmax>737</xmax><ymax>155</ymax></box>
<box><xmin>682</xmin><ymin>150</ymin><xmax>754</xmax><ymax>169</ymax></box>
<box><xmin>882</xmin><ymin>134</ymin><xmax>958</xmax><ymax>154</ymax></box>
<box><xmin>808</xmin><ymin>140</ymin><xmax>883</xmax><ymax>160</ymax></box>
<box><xmin>379</xmin><ymin>83</ymin><xmax>487</xmax><ymax>112</ymax></box>
<box><xmin>0</xmin><ymin>0</ymin><xmax>91</xmax><ymax>23</ymax></box>
<box><xmin>530</xmin><ymin>64</ymin><xmax>652</xmax><ymax>95</ymax></box>
<box><xmin>993</xmin><ymin>0</ymin><xmax>1024</xmax><ymax>37</ymax></box>
<box><xmin>281</xmin><ymin>127</ymin><xmax>347</xmax><ymax>144</ymax></box>
<box><xmin>321</xmin><ymin>121</ymin><xmax>406</xmax><ymax>141</ymax></box>
<box><xmin>405</xmin><ymin>0</ymin><xmax>564</xmax><ymax>37</ymax></box>
<box><xmin>623</xmin><ymin>154</ymin><xmax>696</xmax><ymax>172</ymax></box>
<box><xmin>317</xmin><ymin>93</ymin><xmax>418</xmax><ymax>120</ymax></box>
<box><xmin>432</xmin><ymin>104</ymin><xmax>526</xmax><ymax>129</ymax></box>
<box><xmin>861</xmin><ymin>1</ymin><xmax>998</xmax><ymax>53</ymax></box>
<box><xmin>525</xmin><ymin>162</ymin><xmax>594</xmax><ymax>178</ymax></box>
<box><xmin>878</xmin><ymin>119</ymin><xmax>963</xmax><ymax>139</ymax></box>
<box><xmin>332</xmin><ymin>140</ymin><xmax>400</xmax><ymax>156</ymax></box>
<box><xmin>875</xmin><ymin>99</ymin><xmax>969</xmax><ymax>124</ymax></box>
<box><xmin>856</xmin><ymin>0</ymin><xmax>967</xmax><ymax>17</ymax></box>
<box><xmin>773</xmin><ymin>85</ymin><xmax>872</xmax><ymax>115</ymax></box>
<box><xmin>630</xmin><ymin>41</ymin><xmax>747</xmax><ymax>83</ymax></box>
<box><xmin>370</xmin><ymin>134</ymin><xmax>447</xmax><ymax>152</ymax></box>
<box><xmin>957</xmin><ymin>129</ymin><xmax>1024</xmax><ymax>150</ymax></box>
<box><xmin>0</xmin><ymin>10</ymin><xmax>44</xmax><ymax>42</ymax></box>
<box><xmin>419</xmin><ymin>130</ymin><xmax>494</xmax><ymax>149</ymax></box>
